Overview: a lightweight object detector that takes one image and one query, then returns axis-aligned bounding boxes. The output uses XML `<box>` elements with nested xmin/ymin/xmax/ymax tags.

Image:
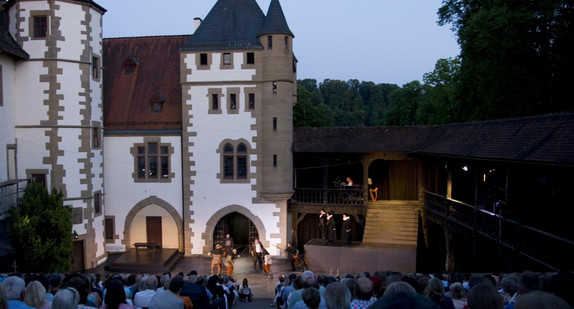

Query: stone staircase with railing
<box><xmin>361</xmin><ymin>200</ymin><xmax>421</xmax><ymax>246</ymax></box>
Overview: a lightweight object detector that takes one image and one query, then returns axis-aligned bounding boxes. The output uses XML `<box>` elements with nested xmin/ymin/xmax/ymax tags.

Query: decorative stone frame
<box><xmin>29</xmin><ymin>10</ymin><xmax>50</xmax><ymax>40</ymax></box>
<box><xmin>220</xmin><ymin>52</ymin><xmax>234</xmax><ymax>70</ymax></box>
<box><xmin>197</xmin><ymin>52</ymin><xmax>211</xmax><ymax>70</ymax></box>
<box><xmin>217</xmin><ymin>139</ymin><xmax>252</xmax><ymax>184</ymax></box>
<box><xmin>207</xmin><ymin>88</ymin><xmax>223</xmax><ymax>114</ymax></box>
<box><xmin>226</xmin><ymin>87</ymin><xmax>240</xmax><ymax>114</ymax></box>
<box><xmin>130</xmin><ymin>137</ymin><xmax>175</xmax><ymax>183</ymax></box>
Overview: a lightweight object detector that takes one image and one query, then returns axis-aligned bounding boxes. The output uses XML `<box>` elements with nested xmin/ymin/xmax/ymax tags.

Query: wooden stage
<box><xmin>102</xmin><ymin>240</ymin><xmax>415</xmax><ymax>276</ymax></box>
<box><xmin>303</xmin><ymin>239</ymin><xmax>416</xmax><ymax>274</ymax></box>
<box><xmin>105</xmin><ymin>248</ymin><xmax>183</xmax><ymax>274</ymax></box>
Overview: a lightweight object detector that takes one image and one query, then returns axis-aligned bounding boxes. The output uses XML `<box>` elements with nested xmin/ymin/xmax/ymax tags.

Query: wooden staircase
<box><xmin>361</xmin><ymin>200</ymin><xmax>421</xmax><ymax>246</ymax></box>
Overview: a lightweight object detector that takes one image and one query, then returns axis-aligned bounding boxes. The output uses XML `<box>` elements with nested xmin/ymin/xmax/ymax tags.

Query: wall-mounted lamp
<box><xmin>73</xmin><ymin>230</ymin><xmax>79</xmax><ymax>239</ymax></box>
<box><xmin>461</xmin><ymin>165</ymin><xmax>469</xmax><ymax>172</ymax></box>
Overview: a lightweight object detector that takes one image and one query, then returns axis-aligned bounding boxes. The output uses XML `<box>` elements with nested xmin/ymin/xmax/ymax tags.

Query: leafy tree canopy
<box><xmin>8</xmin><ymin>182</ymin><xmax>73</xmax><ymax>273</ymax></box>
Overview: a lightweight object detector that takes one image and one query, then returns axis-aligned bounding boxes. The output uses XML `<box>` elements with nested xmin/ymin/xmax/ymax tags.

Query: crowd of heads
<box><xmin>1</xmin><ymin>268</ymin><xmax>573</xmax><ymax>309</ymax></box>
<box><xmin>271</xmin><ymin>269</ymin><xmax>574</xmax><ymax>309</ymax></box>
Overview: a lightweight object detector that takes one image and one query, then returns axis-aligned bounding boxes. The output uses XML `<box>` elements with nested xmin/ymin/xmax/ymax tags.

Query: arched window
<box><xmin>220</xmin><ymin>141</ymin><xmax>250</xmax><ymax>182</ymax></box>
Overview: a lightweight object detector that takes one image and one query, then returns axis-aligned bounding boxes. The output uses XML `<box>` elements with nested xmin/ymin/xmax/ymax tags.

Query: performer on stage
<box><xmin>318</xmin><ymin>209</ymin><xmax>327</xmax><ymax>240</ymax></box>
<box><xmin>368</xmin><ymin>177</ymin><xmax>378</xmax><ymax>202</ymax></box>
<box><xmin>342</xmin><ymin>213</ymin><xmax>352</xmax><ymax>247</ymax></box>
<box><xmin>209</xmin><ymin>243</ymin><xmax>224</xmax><ymax>276</ymax></box>
<box><xmin>326</xmin><ymin>211</ymin><xmax>336</xmax><ymax>244</ymax></box>
<box><xmin>223</xmin><ymin>248</ymin><xmax>240</xmax><ymax>276</ymax></box>
<box><xmin>223</xmin><ymin>233</ymin><xmax>234</xmax><ymax>256</ymax></box>
<box><xmin>262</xmin><ymin>248</ymin><xmax>273</xmax><ymax>279</ymax></box>
<box><xmin>285</xmin><ymin>242</ymin><xmax>300</xmax><ymax>271</ymax></box>
<box><xmin>251</xmin><ymin>238</ymin><xmax>264</xmax><ymax>271</ymax></box>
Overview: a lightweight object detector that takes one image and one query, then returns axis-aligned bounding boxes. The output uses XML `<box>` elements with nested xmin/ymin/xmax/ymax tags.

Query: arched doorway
<box><xmin>213</xmin><ymin>212</ymin><xmax>259</xmax><ymax>249</ymax></box>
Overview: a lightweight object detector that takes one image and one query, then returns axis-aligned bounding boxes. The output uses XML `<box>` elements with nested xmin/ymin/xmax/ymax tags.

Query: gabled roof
<box><xmin>0</xmin><ymin>9</ymin><xmax>28</xmax><ymax>60</ymax></box>
<box><xmin>294</xmin><ymin>113</ymin><xmax>574</xmax><ymax>165</ymax></box>
<box><xmin>182</xmin><ymin>0</ymin><xmax>265</xmax><ymax>51</ymax></box>
<box><xmin>103</xmin><ymin>35</ymin><xmax>189</xmax><ymax>132</ymax></box>
<box><xmin>260</xmin><ymin>0</ymin><xmax>293</xmax><ymax>37</ymax></box>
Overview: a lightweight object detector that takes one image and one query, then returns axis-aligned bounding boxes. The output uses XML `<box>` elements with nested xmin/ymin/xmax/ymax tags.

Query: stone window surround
<box><xmin>208</xmin><ymin>88</ymin><xmax>223</xmax><ymax>114</ymax></box>
<box><xmin>130</xmin><ymin>137</ymin><xmax>175</xmax><ymax>183</ymax></box>
<box><xmin>227</xmin><ymin>87</ymin><xmax>240</xmax><ymax>114</ymax></box>
<box><xmin>217</xmin><ymin>139</ymin><xmax>252</xmax><ymax>184</ymax></box>
<box><xmin>29</xmin><ymin>10</ymin><xmax>50</xmax><ymax>40</ymax></box>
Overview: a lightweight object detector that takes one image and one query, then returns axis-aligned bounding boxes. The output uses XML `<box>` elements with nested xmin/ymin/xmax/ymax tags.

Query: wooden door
<box><xmin>146</xmin><ymin>216</ymin><xmax>162</xmax><ymax>247</ymax></box>
<box><xmin>71</xmin><ymin>240</ymin><xmax>84</xmax><ymax>271</ymax></box>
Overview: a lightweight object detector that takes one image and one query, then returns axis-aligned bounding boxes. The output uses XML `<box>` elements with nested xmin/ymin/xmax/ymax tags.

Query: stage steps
<box><xmin>361</xmin><ymin>200</ymin><xmax>421</xmax><ymax>246</ymax></box>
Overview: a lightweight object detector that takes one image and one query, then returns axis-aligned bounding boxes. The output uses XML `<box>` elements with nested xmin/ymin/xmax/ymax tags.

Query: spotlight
<box><xmin>462</xmin><ymin>165</ymin><xmax>469</xmax><ymax>172</ymax></box>
<box><xmin>73</xmin><ymin>230</ymin><xmax>79</xmax><ymax>239</ymax></box>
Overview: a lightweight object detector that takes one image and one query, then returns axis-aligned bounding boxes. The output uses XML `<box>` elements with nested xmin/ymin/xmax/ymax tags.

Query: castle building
<box><xmin>0</xmin><ymin>0</ymin><xmax>296</xmax><ymax>269</ymax></box>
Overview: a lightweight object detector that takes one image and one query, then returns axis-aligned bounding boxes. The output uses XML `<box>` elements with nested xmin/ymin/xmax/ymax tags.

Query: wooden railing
<box><xmin>424</xmin><ymin>191</ymin><xmax>574</xmax><ymax>271</ymax></box>
<box><xmin>290</xmin><ymin>188</ymin><xmax>366</xmax><ymax>206</ymax></box>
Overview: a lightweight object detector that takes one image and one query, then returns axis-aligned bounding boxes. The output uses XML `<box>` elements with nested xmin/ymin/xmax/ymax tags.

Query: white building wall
<box><xmin>104</xmin><ymin>135</ymin><xmax>183</xmax><ymax>251</ymax></box>
<box><xmin>184</xmin><ymin>51</ymin><xmax>283</xmax><ymax>254</ymax></box>
<box><xmin>0</xmin><ymin>57</ymin><xmax>17</xmax><ymax>182</ymax></box>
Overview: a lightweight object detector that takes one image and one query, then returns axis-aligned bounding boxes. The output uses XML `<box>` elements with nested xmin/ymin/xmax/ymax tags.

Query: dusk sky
<box><xmin>97</xmin><ymin>0</ymin><xmax>460</xmax><ymax>86</ymax></box>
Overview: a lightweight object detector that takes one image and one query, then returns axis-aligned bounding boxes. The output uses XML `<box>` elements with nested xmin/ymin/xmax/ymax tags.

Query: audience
<box><xmin>1</xmin><ymin>266</ymin><xmax>573</xmax><ymax>309</ymax></box>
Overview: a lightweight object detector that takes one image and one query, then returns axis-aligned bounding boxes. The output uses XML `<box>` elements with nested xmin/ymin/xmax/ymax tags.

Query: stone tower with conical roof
<box><xmin>180</xmin><ymin>0</ymin><xmax>296</xmax><ymax>255</ymax></box>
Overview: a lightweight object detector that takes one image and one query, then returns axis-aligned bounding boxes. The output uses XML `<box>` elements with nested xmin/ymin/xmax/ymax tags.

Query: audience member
<box><xmin>505</xmin><ymin>270</ymin><xmax>541</xmax><ymax>309</ymax></box>
<box><xmin>323</xmin><ymin>282</ymin><xmax>351</xmax><ymax>309</ymax></box>
<box><xmin>514</xmin><ymin>290</ymin><xmax>570</xmax><ymax>309</ymax></box>
<box><xmin>350</xmin><ymin>277</ymin><xmax>376</xmax><ymax>308</ymax></box>
<box><xmin>47</xmin><ymin>273</ymin><xmax>64</xmax><ymax>302</ymax></box>
<box><xmin>180</xmin><ymin>275</ymin><xmax>209</xmax><ymax>309</ymax></box>
<box><xmin>383</xmin><ymin>281</ymin><xmax>416</xmax><ymax>296</ymax></box>
<box><xmin>24</xmin><ymin>280</ymin><xmax>51</xmax><ymax>309</ymax></box>
<box><xmin>467</xmin><ymin>282</ymin><xmax>503</xmax><ymax>309</ymax></box>
<box><xmin>500</xmin><ymin>275</ymin><xmax>518</xmax><ymax>306</ymax></box>
<box><xmin>370</xmin><ymin>290</ymin><xmax>440</xmax><ymax>309</ymax></box>
<box><xmin>425</xmin><ymin>277</ymin><xmax>455</xmax><ymax>309</ymax></box>
<box><xmin>134</xmin><ymin>275</ymin><xmax>158</xmax><ymax>308</ymax></box>
<box><xmin>2</xmin><ymin>276</ymin><xmax>33</xmax><ymax>309</ymax></box>
<box><xmin>302</xmin><ymin>287</ymin><xmax>321</xmax><ymax>309</ymax></box>
<box><xmin>52</xmin><ymin>287</ymin><xmax>80</xmax><ymax>309</ymax></box>
<box><xmin>447</xmin><ymin>282</ymin><xmax>466</xmax><ymax>309</ymax></box>
<box><xmin>149</xmin><ymin>274</ymin><xmax>184</xmax><ymax>309</ymax></box>
<box><xmin>101</xmin><ymin>279</ymin><xmax>135</xmax><ymax>309</ymax></box>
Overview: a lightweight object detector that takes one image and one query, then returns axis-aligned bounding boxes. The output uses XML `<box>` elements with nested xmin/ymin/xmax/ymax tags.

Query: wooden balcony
<box><xmin>290</xmin><ymin>187</ymin><xmax>367</xmax><ymax>206</ymax></box>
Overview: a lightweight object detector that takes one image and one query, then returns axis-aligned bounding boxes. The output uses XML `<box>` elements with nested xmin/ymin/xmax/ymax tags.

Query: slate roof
<box><xmin>260</xmin><ymin>0</ymin><xmax>293</xmax><ymax>37</ymax></box>
<box><xmin>0</xmin><ymin>8</ymin><xmax>28</xmax><ymax>59</ymax></box>
<box><xmin>103</xmin><ymin>35</ymin><xmax>189</xmax><ymax>132</ymax></box>
<box><xmin>293</xmin><ymin>113</ymin><xmax>574</xmax><ymax>165</ymax></box>
<box><xmin>182</xmin><ymin>0</ymin><xmax>292</xmax><ymax>51</ymax></box>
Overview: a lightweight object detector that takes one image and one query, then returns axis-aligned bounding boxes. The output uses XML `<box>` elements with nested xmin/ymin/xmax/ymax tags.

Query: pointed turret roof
<box><xmin>0</xmin><ymin>6</ymin><xmax>28</xmax><ymax>59</ymax></box>
<box><xmin>182</xmin><ymin>0</ymin><xmax>266</xmax><ymax>51</ymax></box>
<box><xmin>260</xmin><ymin>0</ymin><xmax>293</xmax><ymax>37</ymax></box>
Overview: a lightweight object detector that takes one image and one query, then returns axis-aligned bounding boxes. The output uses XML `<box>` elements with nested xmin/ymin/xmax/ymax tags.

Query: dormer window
<box><xmin>124</xmin><ymin>56</ymin><xmax>138</xmax><ymax>74</ymax></box>
<box><xmin>151</xmin><ymin>94</ymin><xmax>165</xmax><ymax>113</ymax></box>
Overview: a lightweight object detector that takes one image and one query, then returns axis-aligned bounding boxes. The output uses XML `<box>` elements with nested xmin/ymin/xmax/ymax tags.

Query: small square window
<box><xmin>94</xmin><ymin>192</ymin><xmax>101</xmax><ymax>215</ymax></box>
<box><xmin>247</xmin><ymin>52</ymin><xmax>255</xmax><ymax>65</ymax></box>
<box><xmin>273</xmin><ymin>117</ymin><xmax>277</xmax><ymax>131</ymax></box>
<box><xmin>273</xmin><ymin>154</ymin><xmax>278</xmax><ymax>167</ymax></box>
<box><xmin>223</xmin><ymin>53</ymin><xmax>232</xmax><ymax>65</ymax></box>
<box><xmin>284</xmin><ymin>36</ymin><xmax>289</xmax><ymax>49</ymax></box>
<box><xmin>267</xmin><ymin>36</ymin><xmax>273</xmax><ymax>49</ymax></box>
<box><xmin>33</xmin><ymin>16</ymin><xmax>47</xmax><ymax>38</ymax></box>
<box><xmin>200</xmin><ymin>53</ymin><xmax>208</xmax><ymax>66</ymax></box>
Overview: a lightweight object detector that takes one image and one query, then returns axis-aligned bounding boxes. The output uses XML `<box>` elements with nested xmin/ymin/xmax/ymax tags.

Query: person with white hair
<box><xmin>2</xmin><ymin>276</ymin><xmax>33</xmax><ymax>309</ymax></box>
<box><xmin>52</xmin><ymin>287</ymin><xmax>80</xmax><ymax>309</ymax></box>
<box><xmin>134</xmin><ymin>275</ymin><xmax>158</xmax><ymax>309</ymax></box>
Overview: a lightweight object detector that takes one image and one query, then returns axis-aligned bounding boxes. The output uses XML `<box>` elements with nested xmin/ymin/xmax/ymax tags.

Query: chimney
<box><xmin>194</xmin><ymin>17</ymin><xmax>202</xmax><ymax>33</ymax></box>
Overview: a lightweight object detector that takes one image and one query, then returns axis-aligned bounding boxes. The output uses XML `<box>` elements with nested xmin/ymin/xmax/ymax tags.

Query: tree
<box><xmin>384</xmin><ymin>81</ymin><xmax>427</xmax><ymax>125</ymax></box>
<box><xmin>438</xmin><ymin>0</ymin><xmax>574</xmax><ymax>120</ymax></box>
<box><xmin>9</xmin><ymin>182</ymin><xmax>73</xmax><ymax>273</ymax></box>
<box><xmin>417</xmin><ymin>57</ymin><xmax>461</xmax><ymax>124</ymax></box>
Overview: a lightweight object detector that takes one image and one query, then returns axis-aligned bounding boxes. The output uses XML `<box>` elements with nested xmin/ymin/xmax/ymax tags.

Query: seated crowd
<box><xmin>0</xmin><ymin>268</ymin><xmax>572</xmax><ymax>309</ymax></box>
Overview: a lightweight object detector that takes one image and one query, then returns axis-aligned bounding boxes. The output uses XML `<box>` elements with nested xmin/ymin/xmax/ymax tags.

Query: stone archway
<box><xmin>202</xmin><ymin>204</ymin><xmax>267</xmax><ymax>254</ymax></box>
<box><xmin>123</xmin><ymin>196</ymin><xmax>183</xmax><ymax>251</ymax></box>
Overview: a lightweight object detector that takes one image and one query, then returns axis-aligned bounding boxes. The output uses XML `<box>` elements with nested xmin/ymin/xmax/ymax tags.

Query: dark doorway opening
<box><xmin>214</xmin><ymin>212</ymin><xmax>258</xmax><ymax>250</ymax></box>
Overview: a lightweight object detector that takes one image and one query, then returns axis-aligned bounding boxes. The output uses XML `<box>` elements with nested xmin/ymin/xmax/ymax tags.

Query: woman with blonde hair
<box><xmin>24</xmin><ymin>280</ymin><xmax>51</xmax><ymax>309</ymax></box>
